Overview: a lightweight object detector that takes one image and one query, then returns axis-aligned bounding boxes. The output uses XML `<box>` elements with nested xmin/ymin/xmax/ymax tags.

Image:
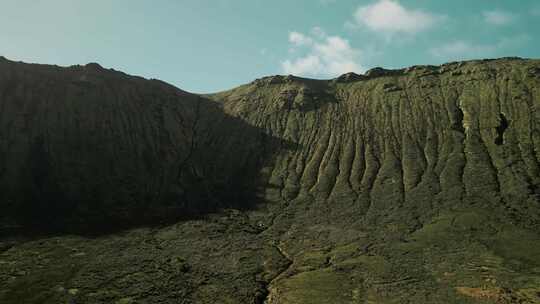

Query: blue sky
<box><xmin>1</xmin><ymin>0</ymin><xmax>539</xmax><ymax>93</ymax></box>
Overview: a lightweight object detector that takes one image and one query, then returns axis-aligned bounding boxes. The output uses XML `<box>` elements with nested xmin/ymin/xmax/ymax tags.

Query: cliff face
<box><xmin>212</xmin><ymin>59</ymin><xmax>540</xmax><ymax>228</ymax></box>
<box><xmin>1</xmin><ymin>57</ymin><xmax>540</xmax><ymax>303</ymax></box>
<box><xmin>0</xmin><ymin>57</ymin><xmax>284</xmax><ymax>231</ymax></box>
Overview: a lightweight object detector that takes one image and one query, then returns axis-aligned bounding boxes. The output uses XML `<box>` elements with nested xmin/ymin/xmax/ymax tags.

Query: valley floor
<box><xmin>2</xmin><ymin>203</ymin><xmax>540</xmax><ymax>304</ymax></box>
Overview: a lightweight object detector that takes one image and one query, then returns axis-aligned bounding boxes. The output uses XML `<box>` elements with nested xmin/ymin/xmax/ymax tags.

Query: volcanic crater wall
<box><xmin>1</xmin><ymin>57</ymin><xmax>539</xmax><ymax>231</ymax></box>
<box><xmin>212</xmin><ymin>58</ymin><xmax>540</xmax><ymax>227</ymax></box>
<box><xmin>0</xmin><ymin>58</ymin><xmax>284</xmax><ymax>231</ymax></box>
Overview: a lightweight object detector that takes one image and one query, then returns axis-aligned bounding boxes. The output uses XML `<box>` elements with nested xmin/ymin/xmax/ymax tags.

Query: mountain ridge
<box><xmin>1</xmin><ymin>55</ymin><xmax>531</xmax><ymax>94</ymax></box>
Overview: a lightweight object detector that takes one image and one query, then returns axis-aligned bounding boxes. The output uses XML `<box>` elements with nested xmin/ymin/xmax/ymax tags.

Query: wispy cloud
<box><xmin>430</xmin><ymin>41</ymin><xmax>495</xmax><ymax>60</ymax></box>
<box><xmin>429</xmin><ymin>35</ymin><xmax>531</xmax><ymax>61</ymax></box>
<box><xmin>349</xmin><ymin>0</ymin><xmax>444</xmax><ymax>35</ymax></box>
<box><xmin>289</xmin><ymin>32</ymin><xmax>313</xmax><ymax>47</ymax></box>
<box><xmin>282</xmin><ymin>28</ymin><xmax>364</xmax><ymax>77</ymax></box>
<box><xmin>482</xmin><ymin>10</ymin><xmax>516</xmax><ymax>26</ymax></box>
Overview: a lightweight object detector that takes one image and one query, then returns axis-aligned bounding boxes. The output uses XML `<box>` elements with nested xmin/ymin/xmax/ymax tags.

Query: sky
<box><xmin>1</xmin><ymin>0</ymin><xmax>539</xmax><ymax>93</ymax></box>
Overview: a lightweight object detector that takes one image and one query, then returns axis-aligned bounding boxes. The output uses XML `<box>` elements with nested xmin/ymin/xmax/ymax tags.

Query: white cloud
<box><xmin>281</xmin><ymin>29</ymin><xmax>364</xmax><ymax>77</ymax></box>
<box><xmin>429</xmin><ymin>35</ymin><xmax>531</xmax><ymax>61</ymax></box>
<box><xmin>282</xmin><ymin>55</ymin><xmax>323</xmax><ymax>76</ymax></box>
<box><xmin>351</xmin><ymin>0</ymin><xmax>443</xmax><ymax>35</ymax></box>
<box><xmin>482</xmin><ymin>10</ymin><xmax>515</xmax><ymax>25</ymax></box>
<box><xmin>289</xmin><ymin>31</ymin><xmax>313</xmax><ymax>47</ymax></box>
<box><xmin>311</xmin><ymin>27</ymin><xmax>326</xmax><ymax>39</ymax></box>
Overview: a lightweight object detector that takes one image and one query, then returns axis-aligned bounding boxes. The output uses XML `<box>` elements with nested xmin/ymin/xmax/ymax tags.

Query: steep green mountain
<box><xmin>1</xmin><ymin>57</ymin><xmax>540</xmax><ymax>303</ymax></box>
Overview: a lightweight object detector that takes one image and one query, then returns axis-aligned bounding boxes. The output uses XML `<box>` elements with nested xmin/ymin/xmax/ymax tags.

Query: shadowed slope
<box><xmin>0</xmin><ymin>57</ymin><xmax>290</xmax><ymax>233</ymax></box>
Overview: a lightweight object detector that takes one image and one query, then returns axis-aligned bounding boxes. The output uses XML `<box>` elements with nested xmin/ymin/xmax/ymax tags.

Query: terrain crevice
<box><xmin>263</xmin><ymin>243</ymin><xmax>294</xmax><ymax>304</ymax></box>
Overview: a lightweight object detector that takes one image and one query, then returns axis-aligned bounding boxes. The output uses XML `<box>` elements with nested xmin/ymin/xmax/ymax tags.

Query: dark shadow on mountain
<box><xmin>0</xmin><ymin>59</ymin><xmax>298</xmax><ymax>236</ymax></box>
